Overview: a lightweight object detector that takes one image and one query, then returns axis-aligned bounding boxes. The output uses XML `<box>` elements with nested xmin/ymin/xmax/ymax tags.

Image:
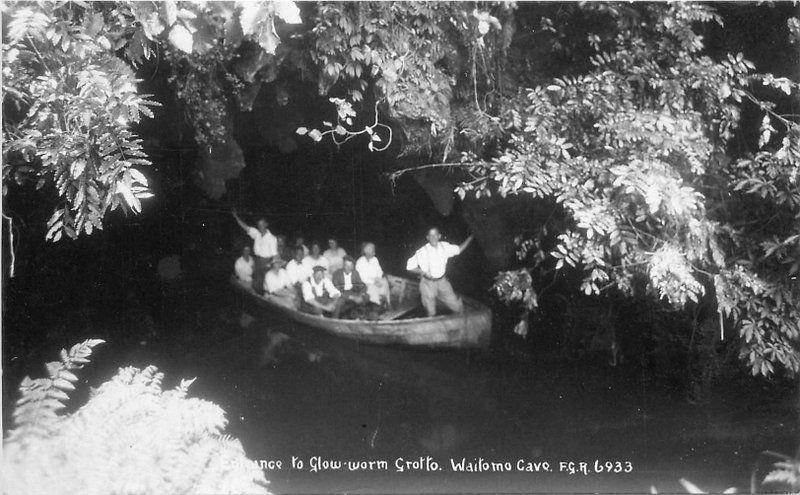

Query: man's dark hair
<box><xmin>343</xmin><ymin>255</ymin><xmax>355</xmax><ymax>264</ymax></box>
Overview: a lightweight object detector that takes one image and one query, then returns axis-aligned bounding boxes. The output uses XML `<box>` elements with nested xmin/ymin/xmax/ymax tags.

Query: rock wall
<box><xmin>410</xmin><ymin>168</ymin><xmax>539</xmax><ymax>270</ymax></box>
<box><xmin>193</xmin><ymin>132</ymin><xmax>246</xmax><ymax>200</ymax></box>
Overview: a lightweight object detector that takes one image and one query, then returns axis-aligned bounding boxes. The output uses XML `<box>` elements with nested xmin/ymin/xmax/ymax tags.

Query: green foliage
<box><xmin>310</xmin><ymin>2</ymin><xmax>457</xmax><ymax>113</ymax></box>
<box><xmin>304</xmin><ymin>2</ymin><xmax>513</xmax><ymax>155</ymax></box>
<box><xmin>7</xmin><ymin>338</ymin><xmax>105</xmax><ymax>442</ymax></box>
<box><xmin>3</xmin><ymin>340</ymin><xmax>270</xmax><ymax>495</ymax></box>
<box><xmin>3</xmin><ymin>1</ymin><xmax>798</xmax><ymax>380</ymax></box>
<box><xmin>3</xmin><ymin>2</ymin><xmax>159</xmax><ymax>241</ymax></box>
<box><xmin>2</xmin><ymin>1</ymin><xmax>301</xmax><ymax>241</ymax></box>
<box><xmin>660</xmin><ymin>478</ymin><xmax>737</xmax><ymax>494</ymax></box>
<box><xmin>763</xmin><ymin>452</ymin><xmax>800</xmax><ymax>493</ymax></box>
<box><xmin>651</xmin><ymin>451</ymin><xmax>800</xmax><ymax>494</ymax></box>
<box><xmin>297</xmin><ymin>98</ymin><xmax>392</xmax><ymax>151</ymax></box>
<box><xmin>452</xmin><ymin>3</ymin><xmax>800</xmax><ymax>378</ymax></box>
<box><xmin>2</xmin><ymin>0</ymin><xmax>502</xmax><ymax>240</ymax></box>
<box><xmin>156</xmin><ymin>1</ymin><xmax>302</xmax><ymax>147</ymax></box>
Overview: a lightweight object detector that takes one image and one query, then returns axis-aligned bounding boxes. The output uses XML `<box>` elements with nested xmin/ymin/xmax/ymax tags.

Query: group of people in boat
<box><xmin>232</xmin><ymin>209</ymin><xmax>474</xmax><ymax>319</ymax></box>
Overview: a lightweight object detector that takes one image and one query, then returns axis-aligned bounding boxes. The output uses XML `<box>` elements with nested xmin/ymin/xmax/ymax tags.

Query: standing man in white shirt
<box><xmin>232</xmin><ymin>209</ymin><xmax>278</xmax><ymax>294</ymax></box>
<box><xmin>234</xmin><ymin>245</ymin><xmax>255</xmax><ymax>286</ymax></box>
<box><xmin>406</xmin><ymin>227</ymin><xmax>474</xmax><ymax>316</ymax></box>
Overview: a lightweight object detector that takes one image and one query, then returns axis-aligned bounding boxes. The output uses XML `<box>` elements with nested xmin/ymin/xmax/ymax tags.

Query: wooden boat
<box><xmin>230</xmin><ymin>274</ymin><xmax>491</xmax><ymax>349</ymax></box>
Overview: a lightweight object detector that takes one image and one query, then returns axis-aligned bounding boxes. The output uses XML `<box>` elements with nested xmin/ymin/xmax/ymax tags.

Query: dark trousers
<box><xmin>337</xmin><ymin>290</ymin><xmax>368</xmax><ymax>319</ymax></box>
<box><xmin>251</xmin><ymin>256</ymin><xmax>269</xmax><ymax>295</ymax></box>
<box><xmin>301</xmin><ymin>295</ymin><xmax>343</xmax><ymax>317</ymax></box>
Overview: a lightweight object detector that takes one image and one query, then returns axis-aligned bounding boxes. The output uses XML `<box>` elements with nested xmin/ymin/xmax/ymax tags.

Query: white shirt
<box><xmin>303</xmin><ymin>255</ymin><xmax>329</xmax><ymax>272</ymax></box>
<box><xmin>341</xmin><ymin>271</ymin><xmax>353</xmax><ymax>291</ymax></box>
<box><xmin>247</xmin><ymin>227</ymin><xmax>278</xmax><ymax>258</ymax></box>
<box><xmin>302</xmin><ymin>277</ymin><xmax>341</xmax><ymax>302</ymax></box>
<box><xmin>356</xmin><ymin>255</ymin><xmax>384</xmax><ymax>284</ymax></box>
<box><xmin>264</xmin><ymin>268</ymin><xmax>291</xmax><ymax>294</ymax></box>
<box><xmin>235</xmin><ymin>256</ymin><xmax>254</xmax><ymax>283</ymax></box>
<box><xmin>285</xmin><ymin>259</ymin><xmax>311</xmax><ymax>285</ymax></box>
<box><xmin>406</xmin><ymin>242</ymin><xmax>460</xmax><ymax>279</ymax></box>
<box><xmin>323</xmin><ymin>247</ymin><xmax>347</xmax><ymax>272</ymax></box>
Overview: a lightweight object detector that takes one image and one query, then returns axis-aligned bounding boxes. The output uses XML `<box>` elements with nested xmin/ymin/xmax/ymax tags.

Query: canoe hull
<box><xmin>230</xmin><ymin>275</ymin><xmax>492</xmax><ymax>349</ymax></box>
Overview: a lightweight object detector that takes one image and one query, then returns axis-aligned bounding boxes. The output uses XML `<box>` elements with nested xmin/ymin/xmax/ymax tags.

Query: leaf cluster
<box><xmin>3</xmin><ymin>1</ymin><xmax>160</xmax><ymax>240</ymax></box>
<box><xmin>463</xmin><ymin>3</ymin><xmax>800</xmax><ymax>377</ymax></box>
<box><xmin>3</xmin><ymin>340</ymin><xmax>270</xmax><ymax>495</ymax></box>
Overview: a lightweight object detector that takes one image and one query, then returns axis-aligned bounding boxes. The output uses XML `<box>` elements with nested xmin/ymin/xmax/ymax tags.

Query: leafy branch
<box><xmin>3</xmin><ymin>342</ymin><xmax>271</xmax><ymax>495</ymax></box>
<box><xmin>451</xmin><ymin>3</ymin><xmax>800</xmax><ymax>377</ymax></box>
<box><xmin>296</xmin><ymin>99</ymin><xmax>392</xmax><ymax>152</ymax></box>
<box><xmin>8</xmin><ymin>339</ymin><xmax>105</xmax><ymax>444</ymax></box>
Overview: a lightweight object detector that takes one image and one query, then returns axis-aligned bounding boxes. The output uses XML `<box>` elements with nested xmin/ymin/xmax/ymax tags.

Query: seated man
<box><xmin>285</xmin><ymin>246</ymin><xmax>312</xmax><ymax>286</ymax></box>
<box><xmin>355</xmin><ymin>242</ymin><xmax>392</xmax><ymax>309</ymax></box>
<box><xmin>324</xmin><ymin>238</ymin><xmax>347</xmax><ymax>273</ymax></box>
<box><xmin>301</xmin><ymin>266</ymin><xmax>342</xmax><ymax>316</ymax></box>
<box><xmin>276</xmin><ymin>235</ymin><xmax>290</xmax><ymax>261</ymax></box>
<box><xmin>303</xmin><ymin>241</ymin><xmax>330</xmax><ymax>274</ymax></box>
<box><xmin>263</xmin><ymin>256</ymin><xmax>297</xmax><ymax>307</ymax></box>
<box><xmin>234</xmin><ymin>245</ymin><xmax>255</xmax><ymax>287</ymax></box>
<box><xmin>294</xmin><ymin>236</ymin><xmax>309</xmax><ymax>257</ymax></box>
<box><xmin>331</xmin><ymin>256</ymin><xmax>367</xmax><ymax>318</ymax></box>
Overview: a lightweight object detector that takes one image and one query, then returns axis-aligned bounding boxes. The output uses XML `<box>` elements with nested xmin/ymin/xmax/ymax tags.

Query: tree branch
<box><xmin>386</xmin><ymin>161</ymin><xmax>493</xmax><ymax>181</ymax></box>
<box><xmin>2</xmin><ymin>212</ymin><xmax>17</xmax><ymax>278</ymax></box>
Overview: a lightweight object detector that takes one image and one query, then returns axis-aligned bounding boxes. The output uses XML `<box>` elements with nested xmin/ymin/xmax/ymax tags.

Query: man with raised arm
<box><xmin>406</xmin><ymin>227</ymin><xmax>474</xmax><ymax>316</ymax></box>
<box><xmin>232</xmin><ymin>209</ymin><xmax>278</xmax><ymax>294</ymax></box>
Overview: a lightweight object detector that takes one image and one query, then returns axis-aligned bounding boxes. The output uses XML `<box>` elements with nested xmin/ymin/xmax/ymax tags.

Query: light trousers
<box><xmin>419</xmin><ymin>277</ymin><xmax>463</xmax><ymax>316</ymax></box>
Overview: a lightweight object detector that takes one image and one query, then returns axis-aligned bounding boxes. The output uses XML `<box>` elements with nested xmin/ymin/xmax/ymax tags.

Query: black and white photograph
<box><xmin>2</xmin><ymin>1</ymin><xmax>799</xmax><ymax>494</ymax></box>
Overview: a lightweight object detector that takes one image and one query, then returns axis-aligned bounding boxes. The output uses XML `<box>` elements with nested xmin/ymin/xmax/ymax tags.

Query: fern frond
<box><xmin>174</xmin><ymin>377</ymin><xmax>197</xmax><ymax>398</ymax></box>
<box><xmin>4</xmin><ymin>353</ymin><xmax>271</xmax><ymax>495</ymax></box>
<box><xmin>764</xmin><ymin>459</ymin><xmax>800</xmax><ymax>487</ymax></box>
<box><xmin>7</xmin><ymin>7</ymin><xmax>51</xmax><ymax>42</ymax></box>
<box><xmin>6</xmin><ymin>339</ymin><xmax>104</xmax><ymax>442</ymax></box>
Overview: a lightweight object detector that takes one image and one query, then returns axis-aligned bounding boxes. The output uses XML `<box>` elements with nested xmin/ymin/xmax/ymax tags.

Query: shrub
<box><xmin>3</xmin><ymin>340</ymin><xmax>270</xmax><ymax>495</ymax></box>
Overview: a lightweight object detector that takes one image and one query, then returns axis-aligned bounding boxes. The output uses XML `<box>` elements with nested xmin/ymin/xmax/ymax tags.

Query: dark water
<box><xmin>4</xmin><ymin>261</ymin><xmax>795</xmax><ymax>495</ymax></box>
<box><xmin>221</xmin><ymin>314</ymin><xmax>795</xmax><ymax>494</ymax></box>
